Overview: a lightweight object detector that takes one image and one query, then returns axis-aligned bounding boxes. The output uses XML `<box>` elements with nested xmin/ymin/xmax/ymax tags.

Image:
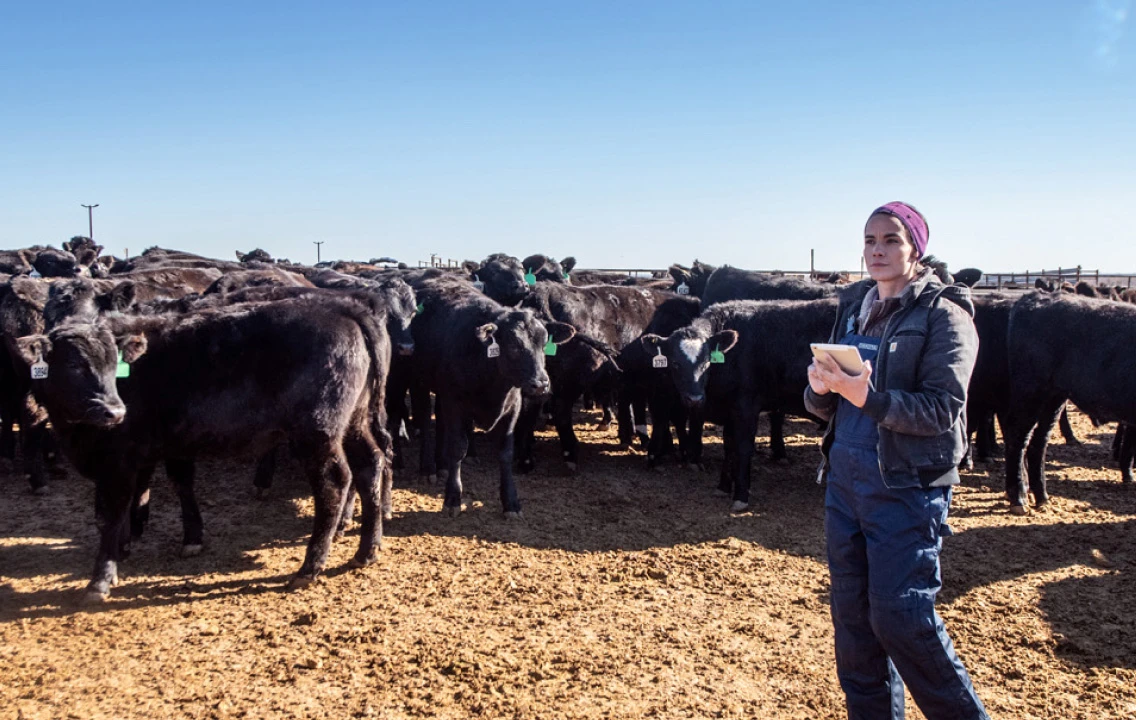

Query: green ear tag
<box><xmin>116</xmin><ymin>351</ymin><xmax>131</xmax><ymax>378</ymax></box>
<box><xmin>416</xmin><ymin>303</ymin><xmax>424</xmax><ymax>315</ymax></box>
<box><xmin>524</xmin><ymin>272</ymin><xmax>536</xmax><ymax>286</ymax></box>
<box><xmin>709</xmin><ymin>346</ymin><xmax>725</xmax><ymax>364</ymax></box>
<box><xmin>543</xmin><ymin>340</ymin><xmax>557</xmax><ymax>357</ymax></box>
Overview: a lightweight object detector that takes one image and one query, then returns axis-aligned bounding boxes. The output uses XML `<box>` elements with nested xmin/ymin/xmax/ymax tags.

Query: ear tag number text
<box><xmin>677</xmin><ymin>282</ymin><xmax>689</xmax><ymax>295</ymax></box>
<box><xmin>31</xmin><ymin>361</ymin><xmax>48</xmax><ymax>380</ymax></box>
<box><xmin>652</xmin><ymin>348</ymin><xmax>668</xmax><ymax>368</ymax></box>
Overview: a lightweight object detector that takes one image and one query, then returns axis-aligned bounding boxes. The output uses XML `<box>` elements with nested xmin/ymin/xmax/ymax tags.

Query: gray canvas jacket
<box><xmin>804</xmin><ymin>271</ymin><xmax>979</xmax><ymax>489</ymax></box>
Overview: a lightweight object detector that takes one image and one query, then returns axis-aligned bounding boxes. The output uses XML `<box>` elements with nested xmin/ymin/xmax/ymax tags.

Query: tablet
<box><xmin>810</xmin><ymin>343</ymin><xmax>864</xmax><ymax>375</ymax></box>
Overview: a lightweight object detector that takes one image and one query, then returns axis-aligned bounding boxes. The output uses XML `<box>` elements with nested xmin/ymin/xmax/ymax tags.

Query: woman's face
<box><xmin>863</xmin><ymin>214</ymin><xmax>919</xmax><ymax>285</ymax></box>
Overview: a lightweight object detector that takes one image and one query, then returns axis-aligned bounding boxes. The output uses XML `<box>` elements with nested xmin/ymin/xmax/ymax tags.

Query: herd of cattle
<box><xmin>2</xmin><ymin>239</ymin><xmax>1134</xmax><ymax>602</ymax></box>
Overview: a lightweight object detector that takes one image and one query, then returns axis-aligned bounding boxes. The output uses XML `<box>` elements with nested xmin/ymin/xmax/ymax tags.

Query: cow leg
<box><xmin>491</xmin><ymin>398</ymin><xmax>522</xmax><ymax>518</ymax></box>
<box><xmin>1027</xmin><ymin>399</ymin><xmax>1067</xmax><ymax>508</ymax></box>
<box><xmin>253</xmin><ymin>445</ymin><xmax>278</xmax><ymax>499</ymax></box>
<box><xmin>412</xmin><ymin>385</ymin><xmax>436</xmax><ymax>482</ymax></box>
<box><xmin>86</xmin><ymin>477</ymin><xmax>135</xmax><ymax>602</ymax></box>
<box><xmin>1119</xmin><ymin>424</ymin><xmax>1135</xmax><ymax>484</ymax></box>
<box><xmin>767</xmin><ymin>410</ymin><xmax>787</xmax><ymax>462</ymax></box>
<box><xmin>552</xmin><ymin>383</ymin><xmax>583</xmax><ymax>471</ymax></box>
<box><xmin>129</xmin><ymin>460</ymin><xmax>157</xmax><ymax>544</ymax></box>
<box><xmin>513</xmin><ymin>398</ymin><xmax>541</xmax><ymax>474</ymax></box>
<box><xmin>290</xmin><ymin>439</ymin><xmax>352</xmax><ymax>589</ymax></box>
<box><xmin>165</xmin><ymin>458</ymin><xmax>205</xmax><ymax>556</ymax></box>
<box><xmin>437</xmin><ymin>402</ymin><xmax>469</xmax><ymax>516</ymax></box>
<box><xmin>718</xmin><ymin>417</ymin><xmax>737</xmax><ymax>497</ymax></box>
<box><xmin>684</xmin><ymin>404</ymin><xmax>705</xmax><ymax>469</ymax></box>
<box><xmin>632</xmin><ymin>395</ymin><xmax>649</xmax><ymax>448</ymax></box>
<box><xmin>616</xmin><ymin>385</ymin><xmax>635</xmax><ymax>448</ymax></box>
<box><xmin>1058</xmin><ymin>404</ymin><xmax>1080</xmax><ymax>445</ymax></box>
<box><xmin>19</xmin><ymin>403</ymin><xmax>46</xmax><ymax>494</ymax></box>
<box><xmin>344</xmin><ymin>427</ymin><xmax>383</xmax><ymax>567</ymax></box>
<box><xmin>974</xmin><ymin>410</ymin><xmax>995</xmax><ymax>462</ymax></box>
<box><xmin>731</xmin><ymin>408</ymin><xmax>760</xmax><ymax>512</ymax></box>
<box><xmin>646</xmin><ymin>393</ymin><xmax>675</xmax><ymax>468</ymax></box>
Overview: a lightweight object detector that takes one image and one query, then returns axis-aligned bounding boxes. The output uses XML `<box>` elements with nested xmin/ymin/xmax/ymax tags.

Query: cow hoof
<box><xmin>348</xmin><ymin>552</ymin><xmax>377</xmax><ymax>568</ymax></box>
<box><xmin>1008</xmin><ymin>504</ymin><xmax>1029</xmax><ymax>516</ymax></box>
<box><xmin>595</xmin><ymin>422</ymin><xmax>612</xmax><ymax>432</ymax></box>
<box><xmin>254</xmin><ymin>487</ymin><xmax>271</xmax><ymax>500</ymax></box>
<box><xmin>382</xmin><ymin>507</ymin><xmax>393</xmax><ymax>521</ymax></box>
<box><xmin>442</xmin><ymin>503</ymin><xmax>464</xmax><ymax>517</ymax></box>
<box><xmin>715</xmin><ymin>488</ymin><xmax>730</xmax><ymax>498</ymax></box>
<box><xmin>287</xmin><ymin>575</ymin><xmax>316</xmax><ymax>591</ymax></box>
<box><xmin>504</xmin><ymin>511</ymin><xmax>524</xmax><ymax>521</ymax></box>
<box><xmin>565</xmin><ymin>461</ymin><xmax>578</xmax><ymax>473</ymax></box>
<box><xmin>730</xmin><ymin>500</ymin><xmax>750</xmax><ymax>514</ymax></box>
<box><xmin>419</xmin><ymin>474</ymin><xmax>435</xmax><ymax>486</ymax></box>
<box><xmin>181</xmin><ymin>544</ymin><xmax>204</xmax><ymax>558</ymax></box>
<box><xmin>83</xmin><ymin>589</ymin><xmax>110</xmax><ymax>604</ymax></box>
<box><xmin>438</xmin><ymin>469</ymin><xmax>450</xmax><ymax>482</ymax></box>
<box><xmin>30</xmin><ymin>485</ymin><xmax>48</xmax><ymax>496</ymax></box>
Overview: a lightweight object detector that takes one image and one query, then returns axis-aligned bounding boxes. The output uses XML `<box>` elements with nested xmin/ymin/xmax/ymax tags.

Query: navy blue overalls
<box><xmin>824</xmin><ymin>331</ymin><xmax>988</xmax><ymax>720</ymax></box>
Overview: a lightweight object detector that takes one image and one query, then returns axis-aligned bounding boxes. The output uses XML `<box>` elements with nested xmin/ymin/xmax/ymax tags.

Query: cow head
<box><xmin>640</xmin><ymin>326</ymin><xmax>738</xmax><ymax>408</ymax></box>
<box><xmin>378</xmin><ymin>277</ymin><xmax>417</xmax><ymax>356</ymax></box>
<box><xmin>32</xmin><ymin>247</ymin><xmax>85</xmax><ymax>278</ymax></box>
<box><xmin>521</xmin><ymin>254</ymin><xmax>570</xmax><ymax>284</ymax></box>
<box><xmin>479</xmin><ymin>310</ymin><xmax>575</xmax><ymax>397</ymax></box>
<box><xmin>17</xmin><ymin>322</ymin><xmax>146</xmax><ymax>427</ymax></box>
<box><xmin>466</xmin><ymin>253</ymin><xmax>529</xmax><ymax>306</ymax></box>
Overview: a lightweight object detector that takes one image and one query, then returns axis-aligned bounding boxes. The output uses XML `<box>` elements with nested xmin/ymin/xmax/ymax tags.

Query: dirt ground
<box><xmin>2</xmin><ymin>408</ymin><xmax>1134</xmax><ymax>719</ymax></box>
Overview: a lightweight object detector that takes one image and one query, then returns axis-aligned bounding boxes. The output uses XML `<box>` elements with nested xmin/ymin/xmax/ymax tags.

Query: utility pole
<box><xmin>81</xmin><ymin>203</ymin><xmax>99</xmax><ymax>239</ymax></box>
<box><xmin>313</xmin><ymin>241</ymin><xmax>325</xmax><ymax>264</ymax></box>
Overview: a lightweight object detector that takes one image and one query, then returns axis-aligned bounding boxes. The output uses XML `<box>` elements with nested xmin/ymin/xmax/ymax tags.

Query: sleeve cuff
<box><xmin>860</xmin><ymin>390</ymin><xmax>892</xmax><ymax>424</ymax></box>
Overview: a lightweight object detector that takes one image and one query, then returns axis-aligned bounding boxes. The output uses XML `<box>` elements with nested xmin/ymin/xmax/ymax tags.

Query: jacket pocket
<box><xmin>883</xmin><ymin>331</ymin><xmax>924</xmax><ymax>391</ymax></box>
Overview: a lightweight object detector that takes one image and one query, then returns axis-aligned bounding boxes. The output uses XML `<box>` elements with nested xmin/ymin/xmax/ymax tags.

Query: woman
<box><xmin>805</xmin><ymin>202</ymin><xmax>988</xmax><ymax>719</ymax></box>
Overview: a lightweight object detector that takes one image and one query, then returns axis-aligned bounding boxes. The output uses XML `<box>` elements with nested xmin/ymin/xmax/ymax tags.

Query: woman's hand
<box><xmin>811</xmin><ymin>353</ymin><xmax>873</xmax><ymax>408</ymax></box>
<box><xmin>807</xmin><ymin>359</ymin><xmax>832</xmax><ymax>395</ymax></box>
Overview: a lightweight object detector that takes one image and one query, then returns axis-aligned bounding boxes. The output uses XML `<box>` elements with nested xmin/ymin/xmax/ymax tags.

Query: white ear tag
<box><xmin>472</xmin><ymin>274</ymin><xmax>485</xmax><ymax>292</ymax></box>
<box><xmin>677</xmin><ymin>282</ymin><xmax>689</xmax><ymax>295</ymax></box>
<box><xmin>486</xmin><ymin>339</ymin><xmax>500</xmax><ymax>358</ymax></box>
<box><xmin>31</xmin><ymin>361</ymin><xmax>49</xmax><ymax>380</ymax></box>
<box><xmin>652</xmin><ymin>348</ymin><xmax>668</xmax><ymax>368</ymax></box>
<box><xmin>29</xmin><ymin>269</ymin><xmax>42</xmax><ymax>279</ymax></box>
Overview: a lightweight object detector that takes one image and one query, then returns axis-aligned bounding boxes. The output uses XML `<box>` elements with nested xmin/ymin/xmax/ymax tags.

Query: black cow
<box><xmin>1003</xmin><ymin>291</ymin><xmax>1136</xmax><ymax>511</ymax></box>
<box><xmin>22</xmin><ymin>294</ymin><xmax>394</xmax><ymax>601</ymax></box>
<box><xmin>701</xmin><ymin>266</ymin><xmax>836</xmax><ymax>306</ymax></box>
<box><xmin>521</xmin><ymin>254</ymin><xmax>570</xmax><ymax>284</ymax></box>
<box><xmin>517</xmin><ymin>282</ymin><xmax>672</xmax><ymax>469</ymax></box>
<box><xmin>461</xmin><ymin>254</ymin><xmax>530</xmax><ymax>306</ymax></box>
<box><xmin>617</xmin><ymin>295</ymin><xmax>704</xmax><ymax>466</ymax></box>
<box><xmin>402</xmin><ymin>274</ymin><xmax>574</xmax><ymax>514</ymax></box>
<box><xmin>642</xmin><ymin>298</ymin><xmax>837</xmax><ymax>511</ymax></box>
<box><xmin>667</xmin><ymin>261</ymin><xmax>716</xmax><ymax>298</ymax></box>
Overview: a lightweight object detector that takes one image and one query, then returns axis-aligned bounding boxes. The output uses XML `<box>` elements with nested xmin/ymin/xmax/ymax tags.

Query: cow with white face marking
<box><xmin>641</xmin><ymin>298</ymin><xmax>838</xmax><ymax>511</ymax></box>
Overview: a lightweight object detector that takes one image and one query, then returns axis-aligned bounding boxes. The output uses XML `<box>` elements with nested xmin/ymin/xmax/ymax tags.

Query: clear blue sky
<box><xmin>2</xmin><ymin>1</ymin><xmax>1132</xmax><ymax>273</ymax></box>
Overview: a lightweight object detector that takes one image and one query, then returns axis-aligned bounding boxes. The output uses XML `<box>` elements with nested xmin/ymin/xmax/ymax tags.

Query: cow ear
<box><xmin>560</xmin><ymin>256</ymin><xmax>577</xmax><ymax>274</ymax></box>
<box><xmin>639</xmin><ymin>333</ymin><xmax>663</xmax><ymax>349</ymax></box>
<box><xmin>15</xmin><ymin>335</ymin><xmax>51</xmax><ymax>366</ymax></box>
<box><xmin>118</xmin><ymin>334</ymin><xmax>148</xmax><ymax>363</ymax></box>
<box><xmin>709</xmin><ymin>330</ymin><xmax>738</xmax><ymax>354</ymax></box>
<box><xmin>475</xmin><ymin>323</ymin><xmax>498</xmax><ymax>342</ymax></box>
<box><xmin>546</xmin><ymin>321</ymin><xmax>576</xmax><ymax>345</ymax></box>
<box><xmin>111</xmin><ymin>282</ymin><xmax>137</xmax><ymax>312</ymax></box>
<box><xmin>461</xmin><ymin>260</ymin><xmax>480</xmax><ymax>275</ymax></box>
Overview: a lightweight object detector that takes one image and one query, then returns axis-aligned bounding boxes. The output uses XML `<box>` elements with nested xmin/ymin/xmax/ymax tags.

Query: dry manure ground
<box><xmin>2</xmin><ymin>408</ymin><xmax>1135</xmax><ymax>719</ymax></box>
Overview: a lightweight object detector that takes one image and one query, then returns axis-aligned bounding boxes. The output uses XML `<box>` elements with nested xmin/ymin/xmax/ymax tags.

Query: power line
<box><xmin>313</xmin><ymin>241</ymin><xmax>325</xmax><ymax>264</ymax></box>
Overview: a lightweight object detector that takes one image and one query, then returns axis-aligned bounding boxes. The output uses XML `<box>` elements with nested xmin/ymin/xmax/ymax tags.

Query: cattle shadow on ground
<box><xmin>0</xmin><ymin>571</ymin><xmax>295</xmax><ymax>622</ymax></box>
<box><xmin>1037</xmin><ymin>568</ymin><xmax>1136</xmax><ymax>671</ymax></box>
<box><xmin>940</xmin><ymin>517</ymin><xmax>1134</xmax><ymax>601</ymax></box>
